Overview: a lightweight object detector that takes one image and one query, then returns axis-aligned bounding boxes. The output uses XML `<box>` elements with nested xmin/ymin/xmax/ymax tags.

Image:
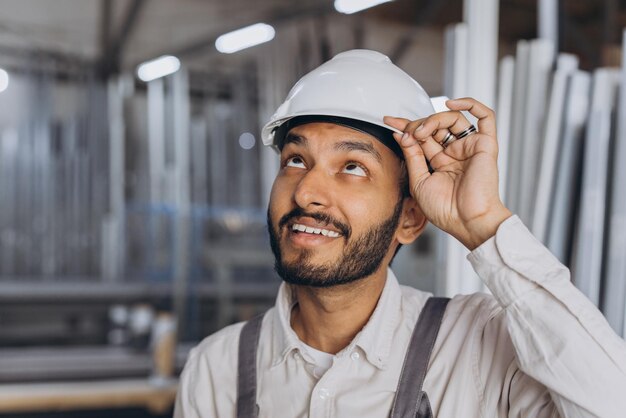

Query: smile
<box><xmin>291</xmin><ymin>223</ymin><xmax>341</xmax><ymax>238</ymax></box>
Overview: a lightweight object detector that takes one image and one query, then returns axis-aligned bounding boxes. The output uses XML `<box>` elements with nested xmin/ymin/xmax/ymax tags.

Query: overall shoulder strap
<box><xmin>237</xmin><ymin>313</ymin><xmax>265</xmax><ymax>418</ymax></box>
<box><xmin>390</xmin><ymin>297</ymin><xmax>450</xmax><ymax>418</ymax></box>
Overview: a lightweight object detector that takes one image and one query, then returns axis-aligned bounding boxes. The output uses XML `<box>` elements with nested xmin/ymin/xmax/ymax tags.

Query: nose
<box><xmin>293</xmin><ymin>166</ymin><xmax>332</xmax><ymax>209</ymax></box>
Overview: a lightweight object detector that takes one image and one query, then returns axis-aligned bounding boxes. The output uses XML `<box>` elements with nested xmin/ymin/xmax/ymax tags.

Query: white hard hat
<box><xmin>261</xmin><ymin>49</ymin><xmax>437</xmax><ymax>157</ymax></box>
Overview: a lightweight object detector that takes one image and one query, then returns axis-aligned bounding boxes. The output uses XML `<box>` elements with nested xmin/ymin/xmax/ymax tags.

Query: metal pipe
<box><xmin>538</xmin><ymin>0</ymin><xmax>558</xmax><ymax>47</ymax></box>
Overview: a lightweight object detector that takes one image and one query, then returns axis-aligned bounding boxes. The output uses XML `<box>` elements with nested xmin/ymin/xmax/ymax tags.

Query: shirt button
<box><xmin>318</xmin><ymin>388</ymin><xmax>330</xmax><ymax>400</ymax></box>
<box><xmin>294</xmin><ymin>352</ymin><xmax>301</xmax><ymax>361</ymax></box>
<box><xmin>351</xmin><ymin>352</ymin><xmax>360</xmax><ymax>361</ymax></box>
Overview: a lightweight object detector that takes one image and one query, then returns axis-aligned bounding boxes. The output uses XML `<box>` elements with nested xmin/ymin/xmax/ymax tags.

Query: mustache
<box><xmin>278</xmin><ymin>207</ymin><xmax>351</xmax><ymax>238</ymax></box>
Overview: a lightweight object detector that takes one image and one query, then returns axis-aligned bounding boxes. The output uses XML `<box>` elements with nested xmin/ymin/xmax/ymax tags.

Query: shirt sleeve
<box><xmin>174</xmin><ymin>347</ymin><xmax>201</xmax><ymax>418</ymax></box>
<box><xmin>467</xmin><ymin>215</ymin><xmax>626</xmax><ymax>418</ymax></box>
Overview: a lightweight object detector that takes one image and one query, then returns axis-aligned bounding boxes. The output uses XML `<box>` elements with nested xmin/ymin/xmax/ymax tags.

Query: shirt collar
<box><xmin>270</xmin><ymin>268</ymin><xmax>403</xmax><ymax>370</ymax></box>
<box><xmin>270</xmin><ymin>283</ymin><xmax>302</xmax><ymax>368</ymax></box>
<box><xmin>352</xmin><ymin>268</ymin><xmax>402</xmax><ymax>369</ymax></box>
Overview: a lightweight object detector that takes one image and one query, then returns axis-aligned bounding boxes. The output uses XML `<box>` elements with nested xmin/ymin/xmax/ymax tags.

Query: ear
<box><xmin>396</xmin><ymin>198</ymin><xmax>428</xmax><ymax>244</ymax></box>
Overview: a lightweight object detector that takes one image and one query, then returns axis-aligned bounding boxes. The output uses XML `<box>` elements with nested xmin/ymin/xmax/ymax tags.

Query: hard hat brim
<box><xmin>271</xmin><ymin>115</ymin><xmax>404</xmax><ymax>160</ymax></box>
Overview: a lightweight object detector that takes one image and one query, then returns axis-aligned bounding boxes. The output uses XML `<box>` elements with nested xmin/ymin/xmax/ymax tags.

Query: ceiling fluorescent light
<box><xmin>215</xmin><ymin>23</ymin><xmax>275</xmax><ymax>54</ymax></box>
<box><xmin>137</xmin><ymin>55</ymin><xmax>181</xmax><ymax>82</ymax></box>
<box><xmin>0</xmin><ymin>69</ymin><xmax>9</xmax><ymax>93</ymax></box>
<box><xmin>334</xmin><ymin>0</ymin><xmax>393</xmax><ymax>14</ymax></box>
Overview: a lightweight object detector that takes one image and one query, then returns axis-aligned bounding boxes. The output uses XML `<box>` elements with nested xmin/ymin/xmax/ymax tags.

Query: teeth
<box><xmin>291</xmin><ymin>223</ymin><xmax>340</xmax><ymax>237</ymax></box>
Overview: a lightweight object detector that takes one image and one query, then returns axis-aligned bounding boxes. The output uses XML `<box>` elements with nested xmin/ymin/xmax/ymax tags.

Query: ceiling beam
<box><xmin>100</xmin><ymin>0</ymin><xmax>113</xmax><ymax>55</ymax></box>
<box><xmin>96</xmin><ymin>0</ymin><xmax>113</xmax><ymax>78</ymax></box>
<box><xmin>133</xmin><ymin>2</ymin><xmax>334</xmax><ymax>68</ymax></box>
<box><xmin>98</xmin><ymin>0</ymin><xmax>146</xmax><ymax>78</ymax></box>
<box><xmin>0</xmin><ymin>44</ymin><xmax>92</xmax><ymax>66</ymax></box>
<box><xmin>113</xmin><ymin>0</ymin><xmax>146</xmax><ymax>57</ymax></box>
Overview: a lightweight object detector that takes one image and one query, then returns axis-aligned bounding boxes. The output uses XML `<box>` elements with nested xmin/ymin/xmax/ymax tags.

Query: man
<box><xmin>174</xmin><ymin>50</ymin><xmax>626</xmax><ymax>417</ymax></box>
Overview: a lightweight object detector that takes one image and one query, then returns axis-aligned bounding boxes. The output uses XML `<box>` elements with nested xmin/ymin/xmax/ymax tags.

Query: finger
<box><xmin>386</xmin><ymin>116</ymin><xmax>429</xmax><ymax>137</ymax></box>
<box><xmin>388</xmin><ymin>114</ymin><xmax>470</xmax><ymax>167</ymax></box>
<box><xmin>387</xmin><ymin>115</ymin><xmax>464</xmax><ymax>147</ymax></box>
<box><xmin>388</xmin><ymin>116</ymin><xmax>444</xmax><ymax>161</ymax></box>
<box><xmin>412</xmin><ymin>111</ymin><xmax>473</xmax><ymax>144</ymax></box>
<box><xmin>434</xmin><ymin>129</ymin><xmax>456</xmax><ymax>147</ymax></box>
<box><xmin>395</xmin><ymin>130</ymin><xmax>455</xmax><ymax>171</ymax></box>
<box><xmin>392</xmin><ymin>131</ymin><xmax>430</xmax><ymax>184</ymax></box>
<box><xmin>383</xmin><ymin>116</ymin><xmax>410</xmax><ymax>132</ymax></box>
<box><xmin>445</xmin><ymin>98</ymin><xmax>496</xmax><ymax>138</ymax></box>
<box><xmin>444</xmin><ymin>132</ymin><xmax>498</xmax><ymax>162</ymax></box>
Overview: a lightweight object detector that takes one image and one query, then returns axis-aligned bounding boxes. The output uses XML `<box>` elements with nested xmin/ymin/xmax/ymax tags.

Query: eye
<box><xmin>285</xmin><ymin>155</ymin><xmax>306</xmax><ymax>169</ymax></box>
<box><xmin>342</xmin><ymin>162</ymin><xmax>367</xmax><ymax>177</ymax></box>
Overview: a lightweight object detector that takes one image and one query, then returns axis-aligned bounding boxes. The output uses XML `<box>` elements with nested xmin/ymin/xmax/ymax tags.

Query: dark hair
<box><xmin>391</xmin><ymin>160</ymin><xmax>412</xmax><ymax>263</ymax></box>
<box><xmin>399</xmin><ymin>160</ymin><xmax>411</xmax><ymax>198</ymax></box>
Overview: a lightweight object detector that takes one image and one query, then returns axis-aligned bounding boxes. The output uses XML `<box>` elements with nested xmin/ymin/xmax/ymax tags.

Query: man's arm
<box><xmin>385</xmin><ymin>97</ymin><xmax>626</xmax><ymax>416</ymax></box>
<box><xmin>174</xmin><ymin>325</ymin><xmax>243</xmax><ymax>418</ymax></box>
<box><xmin>174</xmin><ymin>348</ymin><xmax>202</xmax><ymax>418</ymax></box>
<box><xmin>469</xmin><ymin>215</ymin><xmax>626</xmax><ymax>417</ymax></box>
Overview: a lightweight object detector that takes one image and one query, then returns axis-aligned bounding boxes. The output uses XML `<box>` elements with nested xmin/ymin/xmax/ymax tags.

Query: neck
<box><xmin>290</xmin><ymin>266</ymin><xmax>388</xmax><ymax>354</ymax></box>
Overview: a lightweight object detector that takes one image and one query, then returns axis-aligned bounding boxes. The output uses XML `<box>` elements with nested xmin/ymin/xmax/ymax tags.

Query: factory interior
<box><xmin>0</xmin><ymin>0</ymin><xmax>625</xmax><ymax>416</ymax></box>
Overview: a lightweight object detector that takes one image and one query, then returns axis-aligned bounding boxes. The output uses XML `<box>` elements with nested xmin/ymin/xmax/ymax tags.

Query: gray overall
<box><xmin>237</xmin><ymin>297</ymin><xmax>450</xmax><ymax>418</ymax></box>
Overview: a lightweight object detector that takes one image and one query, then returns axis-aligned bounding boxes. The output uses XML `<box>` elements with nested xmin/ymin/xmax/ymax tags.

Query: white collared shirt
<box><xmin>174</xmin><ymin>216</ymin><xmax>626</xmax><ymax>417</ymax></box>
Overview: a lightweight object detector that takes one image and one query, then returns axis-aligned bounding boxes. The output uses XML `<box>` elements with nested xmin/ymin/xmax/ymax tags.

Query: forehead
<box><xmin>289</xmin><ymin>122</ymin><xmax>372</xmax><ymax>139</ymax></box>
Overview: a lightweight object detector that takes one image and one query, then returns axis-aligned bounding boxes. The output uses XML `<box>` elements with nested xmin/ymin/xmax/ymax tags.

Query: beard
<box><xmin>267</xmin><ymin>199</ymin><xmax>403</xmax><ymax>288</ymax></box>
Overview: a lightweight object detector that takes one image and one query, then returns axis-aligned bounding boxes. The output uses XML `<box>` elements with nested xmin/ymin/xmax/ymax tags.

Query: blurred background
<box><xmin>0</xmin><ymin>0</ymin><xmax>625</xmax><ymax>416</ymax></box>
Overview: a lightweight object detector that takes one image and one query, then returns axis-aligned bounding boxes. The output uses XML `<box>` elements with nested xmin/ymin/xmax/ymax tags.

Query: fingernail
<box><xmin>415</xmin><ymin>124</ymin><xmax>424</xmax><ymax>133</ymax></box>
<box><xmin>401</xmin><ymin>132</ymin><xmax>409</xmax><ymax>143</ymax></box>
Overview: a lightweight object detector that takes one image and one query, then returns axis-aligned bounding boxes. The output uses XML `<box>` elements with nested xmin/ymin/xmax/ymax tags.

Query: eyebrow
<box><xmin>283</xmin><ymin>133</ymin><xmax>382</xmax><ymax>164</ymax></box>
<box><xmin>334</xmin><ymin>140</ymin><xmax>382</xmax><ymax>163</ymax></box>
<box><xmin>283</xmin><ymin>133</ymin><xmax>307</xmax><ymax>147</ymax></box>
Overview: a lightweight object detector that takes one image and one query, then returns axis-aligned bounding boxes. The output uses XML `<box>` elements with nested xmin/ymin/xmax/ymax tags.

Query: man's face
<box><xmin>267</xmin><ymin>122</ymin><xmax>406</xmax><ymax>287</ymax></box>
